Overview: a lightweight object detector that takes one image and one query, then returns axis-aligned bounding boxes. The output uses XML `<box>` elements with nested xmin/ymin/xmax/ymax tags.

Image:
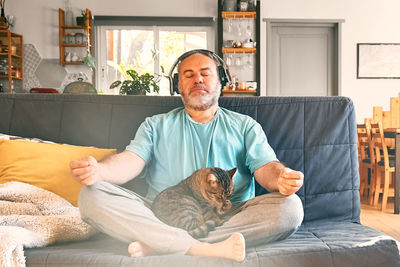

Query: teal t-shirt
<box><xmin>125</xmin><ymin>107</ymin><xmax>278</xmax><ymax>206</ymax></box>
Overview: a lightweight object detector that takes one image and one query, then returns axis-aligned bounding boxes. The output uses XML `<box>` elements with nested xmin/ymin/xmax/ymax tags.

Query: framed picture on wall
<box><xmin>357</xmin><ymin>43</ymin><xmax>400</xmax><ymax>79</ymax></box>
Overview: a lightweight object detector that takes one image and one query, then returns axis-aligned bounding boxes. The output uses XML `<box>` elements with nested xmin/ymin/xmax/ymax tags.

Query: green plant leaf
<box><xmin>127</xmin><ymin>69</ymin><xmax>139</xmax><ymax>80</ymax></box>
<box><xmin>109</xmin><ymin>80</ymin><xmax>121</xmax><ymax>89</ymax></box>
<box><xmin>109</xmin><ymin>62</ymin><xmax>163</xmax><ymax>95</ymax></box>
<box><xmin>82</xmin><ymin>50</ymin><xmax>96</xmax><ymax>70</ymax></box>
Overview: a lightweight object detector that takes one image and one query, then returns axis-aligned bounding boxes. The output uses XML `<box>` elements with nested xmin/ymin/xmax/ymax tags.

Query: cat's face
<box><xmin>197</xmin><ymin>167</ymin><xmax>237</xmax><ymax>214</ymax></box>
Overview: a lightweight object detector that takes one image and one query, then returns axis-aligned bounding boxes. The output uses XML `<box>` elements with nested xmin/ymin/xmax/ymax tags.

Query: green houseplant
<box><xmin>109</xmin><ymin>69</ymin><xmax>160</xmax><ymax>95</ymax></box>
<box><xmin>76</xmin><ymin>10</ymin><xmax>87</xmax><ymax>27</ymax></box>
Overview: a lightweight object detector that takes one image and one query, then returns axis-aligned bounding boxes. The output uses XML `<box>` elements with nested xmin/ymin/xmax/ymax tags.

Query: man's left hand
<box><xmin>277</xmin><ymin>168</ymin><xmax>304</xmax><ymax>195</ymax></box>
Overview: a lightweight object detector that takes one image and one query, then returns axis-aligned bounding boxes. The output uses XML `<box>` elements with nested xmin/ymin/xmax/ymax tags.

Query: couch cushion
<box><xmin>0</xmin><ymin>139</ymin><xmax>115</xmax><ymax>206</ymax></box>
<box><xmin>253</xmin><ymin>97</ymin><xmax>359</xmax><ymax>225</ymax></box>
<box><xmin>24</xmin><ymin>222</ymin><xmax>400</xmax><ymax>267</ymax></box>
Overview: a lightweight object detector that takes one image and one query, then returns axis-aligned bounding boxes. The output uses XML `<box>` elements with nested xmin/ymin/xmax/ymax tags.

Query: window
<box><xmin>95</xmin><ymin>17</ymin><xmax>215</xmax><ymax>95</ymax></box>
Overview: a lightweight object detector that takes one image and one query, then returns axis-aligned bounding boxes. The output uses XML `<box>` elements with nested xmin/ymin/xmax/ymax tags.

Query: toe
<box><xmin>128</xmin><ymin>243</ymin><xmax>141</xmax><ymax>257</ymax></box>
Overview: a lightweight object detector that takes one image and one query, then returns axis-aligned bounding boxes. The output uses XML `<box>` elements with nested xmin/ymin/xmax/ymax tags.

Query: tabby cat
<box><xmin>152</xmin><ymin>167</ymin><xmax>237</xmax><ymax>238</ymax></box>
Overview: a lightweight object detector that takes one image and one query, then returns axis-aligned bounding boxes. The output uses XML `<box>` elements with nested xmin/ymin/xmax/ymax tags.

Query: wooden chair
<box><xmin>370</xmin><ymin>121</ymin><xmax>395</xmax><ymax>211</ymax></box>
<box><xmin>357</xmin><ymin>122</ymin><xmax>375</xmax><ymax>199</ymax></box>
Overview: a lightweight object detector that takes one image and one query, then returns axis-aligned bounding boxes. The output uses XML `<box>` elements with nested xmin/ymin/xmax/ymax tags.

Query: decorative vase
<box><xmin>71</xmin><ymin>52</ymin><xmax>79</xmax><ymax>62</ymax></box>
<box><xmin>0</xmin><ymin>8</ymin><xmax>8</xmax><ymax>29</ymax></box>
<box><xmin>65</xmin><ymin>8</ymin><xmax>74</xmax><ymax>26</ymax></box>
<box><xmin>76</xmin><ymin>16</ymin><xmax>85</xmax><ymax>26</ymax></box>
<box><xmin>65</xmin><ymin>52</ymin><xmax>72</xmax><ymax>62</ymax></box>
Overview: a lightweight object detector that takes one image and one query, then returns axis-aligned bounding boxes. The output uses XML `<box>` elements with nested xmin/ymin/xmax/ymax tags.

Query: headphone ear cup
<box><xmin>218</xmin><ymin>65</ymin><xmax>229</xmax><ymax>88</ymax></box>
<box><xmin>173</xmin><ymin>73</ymin><xmax>179</xmax><ymax>94</ymax></box>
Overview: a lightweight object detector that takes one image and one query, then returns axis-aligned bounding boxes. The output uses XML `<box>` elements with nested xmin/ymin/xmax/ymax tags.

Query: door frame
<box><xmin>264</xmin><ymin>19</ymin><xmax>344</xmax><ymax>96</ymax></box>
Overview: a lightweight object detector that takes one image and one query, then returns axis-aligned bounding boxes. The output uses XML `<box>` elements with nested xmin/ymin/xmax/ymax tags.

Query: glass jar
<box><xmin>223</xmin><ymin>0</ymin><xmax>237</xmax><ymax>11</ymax></box>
<box><xmin>67</xmin><ymin>33</ymin><xmax>76</xmax><ymax>44</ymax></box>
<box><xmin>82</xmin><ymin>33</ymin><xmax>88</xmax><ymax>44</ymax></box>
<box><xmin>247</xmin><ymin>0</ymin><xmax>257</xmax><ymax>11</ymax></box>
<box><xmin>75</xmin><ymin>33</ymin><xmax>83</xmax><ymax>44</ymax></box>
<box><xmin>0</xmin><ymin>58</ymin><xmax>8</xmax><ymax>74</ymax></box>
<box><xmin>240</xmin><ymin>0</ymin><xmax>248</xmax><ymax>11</ymax></box>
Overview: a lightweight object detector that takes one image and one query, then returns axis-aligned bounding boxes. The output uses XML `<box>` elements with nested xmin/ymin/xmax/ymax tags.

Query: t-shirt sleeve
<box><xmin>125</xmin><ymin>118</ymin><xmax>154</xmax><ymax>163</ymax></box>
<box><xmin>245</xmin><ymin>120</ymin><xmax>278</xmax><ymax>174</ymax></box>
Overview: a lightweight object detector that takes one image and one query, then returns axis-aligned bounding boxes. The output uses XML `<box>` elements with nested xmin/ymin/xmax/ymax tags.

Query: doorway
<box><xmin>265</xmin><ymin>19</ymin><xmax>344</xmax><ymax>96</ymax></box>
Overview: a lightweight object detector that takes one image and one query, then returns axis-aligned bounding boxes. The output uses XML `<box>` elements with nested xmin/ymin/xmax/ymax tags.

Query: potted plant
<box><xmin>110</xmin><ymin>69</ymin><xmax>160</xmax><ymax>95</ymax></box>
<box><xmin>76</xmin><ymin>10</ymin><xmax>87</xmax><ymax>27</ymax></box>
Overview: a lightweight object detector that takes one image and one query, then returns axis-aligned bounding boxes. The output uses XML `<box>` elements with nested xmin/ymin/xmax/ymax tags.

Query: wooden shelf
<box><xmin>0</xmin><ymin>53</ymin><xmax>22</xmax><ymax>58</ymax></box>
<box><xmin>222</xmin><ymin>90</ymin><xmax>257</xmax><ymax>94</ymax></box>
<box><xmin>10</xmin><ymin>32</ymin><xmax>22</xmax><ymax>38</ymax></box>
<box><xmin>222</xmin><ymin>48</ymin><xmax>256</xmax><ymax>54</ymax></box>
<box><xmin>0</xmin><ymin>29</ymin><xmax>23</xmax><ymax>92</ymax></box>
<box><xmin>62</xmin><ymin>43</ymin><xmax>87</xmax><ymax>47</ymax></box>
<box><xmin>222</xmin><ymin>12</ymin><xmax>256</xmax><ymax>19</ymax></box>
<box><xmin>63</xmin><ymin>25</ymin><xmax>92</xmax><ymax>31</ymax></box>
<box><xmin>218</xmin><ymin>0</ymin><xmax>260</xmax><ymax>97</ymax></box>
<box><xmin>59</xmin><ymin>8</ymin><xmax>92</xmax><ymax>66</ymax></box>
<box><xmin>0</xmin><ymin>75</ymin><xmax>23</xmax><ymax>80</ymax></box>
<box><xmin>64</xmin><ymin>61</ymin><xmax>84</xmax><ymax>65</ymax></box>
<box><xmin>62</xmin><ymin>25</ymin><xmax>85</xmax><ymax>30</ymax></box>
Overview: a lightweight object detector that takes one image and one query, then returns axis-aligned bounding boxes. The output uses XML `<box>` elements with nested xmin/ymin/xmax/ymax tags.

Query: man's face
<box><xmin>178</xmin><ymin>53</ymin><xmax>221</xmax><ymax>111</ymax></box>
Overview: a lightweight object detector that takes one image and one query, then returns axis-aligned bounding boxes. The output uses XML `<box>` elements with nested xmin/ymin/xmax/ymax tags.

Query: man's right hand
<box><xmin>70</xmin><ymin>156</ymin><xmax>102</xmax><ymax>186</ymax></box>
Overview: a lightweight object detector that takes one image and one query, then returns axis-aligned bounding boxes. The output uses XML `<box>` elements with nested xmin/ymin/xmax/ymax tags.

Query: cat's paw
<box><xmin>205</xmin><ymin>220</ymin><xmax>217</xmax><ymax>229</ymax></box>
<box><xmin>189</xmin><ymin>225</ymin><xmax>208</xmax><ymax>238</ymax></box>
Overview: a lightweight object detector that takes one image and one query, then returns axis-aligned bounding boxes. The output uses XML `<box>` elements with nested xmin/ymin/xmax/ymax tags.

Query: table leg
<box><xmin>395</xmin><ymin>133</ymin><xmax>399</xmax><ymax>214</ymax></box>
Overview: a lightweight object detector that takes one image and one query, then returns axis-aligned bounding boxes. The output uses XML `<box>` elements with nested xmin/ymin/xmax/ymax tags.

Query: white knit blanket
<box><xmin>0</xmin><ymin>182</ymin><xmax>97</xmax><ymax>267</ymax></box>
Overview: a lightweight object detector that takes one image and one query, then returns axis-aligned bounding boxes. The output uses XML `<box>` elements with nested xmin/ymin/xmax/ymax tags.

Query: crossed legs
<box><xmin>78</xmin><ymin>181</ymin><xmax>303</xmax><ymax>261</ymax></box>
<box><xmin>79</xmin><ymin>181</ymin><xmax>245</xmax><ymax>261</ymax></box>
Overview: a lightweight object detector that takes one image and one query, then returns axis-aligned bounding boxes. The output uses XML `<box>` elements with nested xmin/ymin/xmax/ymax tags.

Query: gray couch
<box><xmin>0</xmin><ymin>93</ymin><xmax>399</xmax><ymax>267</ymax></box>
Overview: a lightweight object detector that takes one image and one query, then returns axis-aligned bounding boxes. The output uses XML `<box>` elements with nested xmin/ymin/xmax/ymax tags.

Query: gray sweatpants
<box><xmin>78</xmin><ymin>181</ymin><xmax>304</xmax><ymax>255</ymax></box>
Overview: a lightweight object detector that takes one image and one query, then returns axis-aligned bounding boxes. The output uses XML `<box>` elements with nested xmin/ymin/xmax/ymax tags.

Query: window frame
<box><xmin>93</xmin><ymin>16</ymin><xmax>217</xmax><ymax>95</ymax></box>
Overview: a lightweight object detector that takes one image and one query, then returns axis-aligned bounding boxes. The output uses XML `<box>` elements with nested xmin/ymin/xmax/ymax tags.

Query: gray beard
<box><xmin>181</xmin><ymin>93</ymin><xmax>219</xmax><ymax>111</ymax></box>
<box><xmin>179</xmin><ymin>82</ymin><xmax>221</xmax><ymax>111</ymax></box>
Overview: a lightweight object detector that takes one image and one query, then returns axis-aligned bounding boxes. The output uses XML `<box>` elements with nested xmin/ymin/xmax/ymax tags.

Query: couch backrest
<box><xmin>0</xmin><ymin>94</ymin><xmax>360</xmax><ymax>225</ymax></box>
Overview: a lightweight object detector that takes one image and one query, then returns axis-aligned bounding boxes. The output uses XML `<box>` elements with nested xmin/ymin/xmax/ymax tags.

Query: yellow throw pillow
<box><xmin>0</xmin><ymin>139</ymin><xmax>116</xmax><ymax>206</ymax></box>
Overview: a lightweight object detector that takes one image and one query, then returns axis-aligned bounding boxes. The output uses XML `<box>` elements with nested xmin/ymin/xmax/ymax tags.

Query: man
<box><xmin>70</xmin><ymin>50</ymin><xmax>304</xmax><ymax>262</ymax></box>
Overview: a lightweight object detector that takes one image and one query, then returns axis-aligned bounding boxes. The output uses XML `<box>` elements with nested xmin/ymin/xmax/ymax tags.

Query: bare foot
<box><xmin>188</xmin><ymin>232</ymin><xmax>246</xmax><ymax>262</ymax></box>
<box><xmin>128</xmin><ymin>241</ymin><xmax>153</xmax><ymax>258</ymax></box>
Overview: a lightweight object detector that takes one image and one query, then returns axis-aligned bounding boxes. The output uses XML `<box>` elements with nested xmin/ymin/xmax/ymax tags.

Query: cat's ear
<box><xmin>227</xmin><ymin>168</ymin><xmax>237</xmax><ymax>179</ymax></box>
<box><xmin>207</xmin><ymin>174</ymin><xmax>218</xmax><ymax>188</ymax></box>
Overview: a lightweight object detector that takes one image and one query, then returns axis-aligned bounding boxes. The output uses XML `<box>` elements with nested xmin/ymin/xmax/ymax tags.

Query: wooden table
<box><xmin>384</xmin><ymin>128</ymin><xmax>400</xmax><ymax>214</ymax></box>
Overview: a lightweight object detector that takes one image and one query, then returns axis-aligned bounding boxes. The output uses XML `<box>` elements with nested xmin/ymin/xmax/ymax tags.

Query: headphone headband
<box><xmin>168</xmin><ymin>49</ymin><xmax>232</xmax><ymax>95</ymax></box>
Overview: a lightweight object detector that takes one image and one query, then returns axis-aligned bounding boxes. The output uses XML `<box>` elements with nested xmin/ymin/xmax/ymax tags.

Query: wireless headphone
<box><xmin>168</xmin><ymin>49</ymin><xmax>232</xmax><ymax>95</ymax></box>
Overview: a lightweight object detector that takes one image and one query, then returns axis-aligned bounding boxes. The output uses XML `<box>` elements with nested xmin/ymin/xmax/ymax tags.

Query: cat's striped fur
<box><xmin>152</xmin><ymin>167</ymin><xmax>236</xmax><ymax>238</ymax></box>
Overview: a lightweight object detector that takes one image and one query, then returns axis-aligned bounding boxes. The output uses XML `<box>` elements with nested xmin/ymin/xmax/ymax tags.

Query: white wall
<box><xmin>8</xmin><ymin>0</ymin><xmax>400</xmax><ymax>122</ymax></box>
<box><xmin>8</xmin><ymin>0</ymin><xmax>217</xmax><ymax>58</ymax></box>
<box><xmin>260</xmin><ymin>0</ymin><xmax>400</xmax><ymax>123</ymax></box>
